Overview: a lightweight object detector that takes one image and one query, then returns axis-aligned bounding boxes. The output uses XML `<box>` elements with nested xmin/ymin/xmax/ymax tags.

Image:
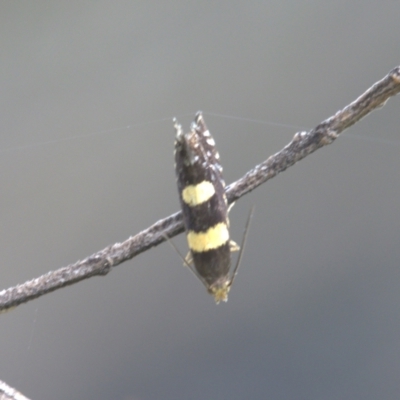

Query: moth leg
<box><xmin>184</xmin><ymin>251</ymin><xmax>193</xmax><ymax>267</ymax></box>
<box><xmin>226</xmin><ymin>202</ymin><xmax>235</xmax><ymax>228</ymax></box>
<box><xmin>229</xmin><ymin>240</ymin><xmax>240</xmax><ymax>253</ymax></box>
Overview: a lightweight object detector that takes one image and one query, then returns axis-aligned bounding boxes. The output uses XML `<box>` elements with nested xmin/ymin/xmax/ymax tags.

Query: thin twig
<box><xmin>0</xmin><ymin>380</ymin><xmax>31</xmax><ymax>400</ymax></box>
<box><xmin>0</xmin><ymin>66</ymin><xmax>399</xmax><ymax>313</ymax></box>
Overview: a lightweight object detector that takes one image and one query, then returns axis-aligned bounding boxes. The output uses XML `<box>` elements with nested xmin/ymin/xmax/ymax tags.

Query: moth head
<box><xmin>208</xmin><ymin>278</ymin><xmax>231</xmax><ymax>304</ymax></box>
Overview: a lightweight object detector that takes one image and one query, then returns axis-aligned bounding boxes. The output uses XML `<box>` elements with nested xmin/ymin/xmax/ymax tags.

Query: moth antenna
<box><xmin>162</xmin><ymin>233</ymin><xmax>211</xmax><ymax>289</ymax></box>
<box><xmin>228</xmin><ymin>205</ymin><xmax>255</xmax><ymax>287</ymax></box>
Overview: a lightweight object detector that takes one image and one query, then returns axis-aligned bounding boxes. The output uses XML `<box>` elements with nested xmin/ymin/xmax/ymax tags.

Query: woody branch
<box><xmin>0</xmin><ymin>66</ymin><xmax>399</xmax><ymax>313</ymax></box>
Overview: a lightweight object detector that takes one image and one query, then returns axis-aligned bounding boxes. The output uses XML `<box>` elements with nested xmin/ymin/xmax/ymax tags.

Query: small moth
<box><xmin>173</xmin><ymin>112</ymin><xmax>242</xmax><ymax>303</ymax></box>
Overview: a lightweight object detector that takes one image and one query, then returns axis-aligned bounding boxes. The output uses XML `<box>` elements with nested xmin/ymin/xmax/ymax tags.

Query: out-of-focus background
<box><xmin>1</xmin><ymin>2</ymin><xmax>399</xmax><ymax>399</ymax></box>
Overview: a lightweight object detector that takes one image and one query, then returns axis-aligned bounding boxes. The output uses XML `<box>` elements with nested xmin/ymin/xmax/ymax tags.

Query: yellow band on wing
<box><xmin>187</xmin><ymin>222</ymin><xmax>229</xmax><ymax>252</ymax></box>
<box><xmin>182</xmin><ymin>181</ymin><xmax>215</xmax><ymax>207</ymax></box>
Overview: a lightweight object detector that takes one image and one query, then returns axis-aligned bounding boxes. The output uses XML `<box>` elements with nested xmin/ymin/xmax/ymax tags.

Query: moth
<box><xmin>173</xmin><ymin>112</ymin><xmax>249</xmax><ymax>303</ymax></box>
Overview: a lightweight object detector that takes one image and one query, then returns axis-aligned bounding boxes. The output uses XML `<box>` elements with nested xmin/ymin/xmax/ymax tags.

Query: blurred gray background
<box><xmin>1</xmin><ymin>2</ymin><xmax>400</xmax><ymax>399</ymax></box>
